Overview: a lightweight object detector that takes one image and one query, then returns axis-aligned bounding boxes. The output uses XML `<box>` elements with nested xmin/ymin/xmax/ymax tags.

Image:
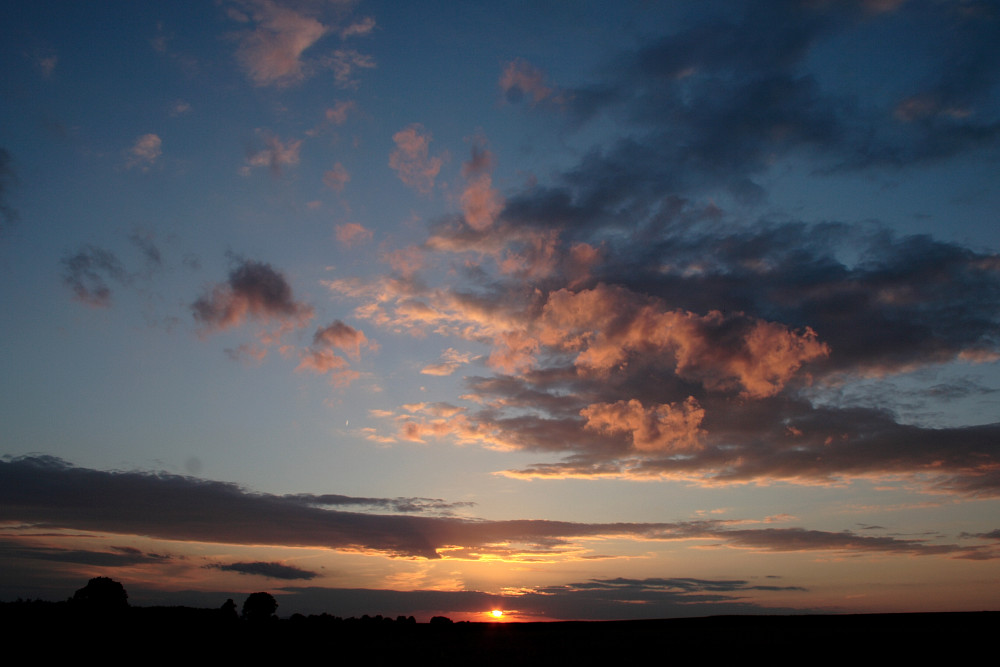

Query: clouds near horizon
<box><xmin>3</xmin><ymin>456</ymin><xmax>994</xmax><ymax>562</ymax></box>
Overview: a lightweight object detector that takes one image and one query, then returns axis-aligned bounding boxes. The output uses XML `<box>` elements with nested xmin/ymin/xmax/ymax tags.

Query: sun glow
<box><xmin>490</xmin><ymin>609</ymin><xmax>504</xmax><ymax>618</ymax></box>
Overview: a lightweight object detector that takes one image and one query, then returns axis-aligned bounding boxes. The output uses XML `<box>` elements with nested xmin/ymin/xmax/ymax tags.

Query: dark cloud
<box><xmin>128</xmin><ymin>232</ymin><xmax>162</xmax><ymax>270</ymax></box>
<box><xmin>494</xmin><ymin>1</ymin><xmax>999</xmax><ymax>237</ymax></box>
<box><xmin>1</xmin><ymin>456</ymin><xmax>992</xmax><ymax>561</ymax></box>
<box><xmin>0</xmin><ymin>148</ymin><xmax>16</xmax><ymax>234</ymax></box>
<box><xmin>212</xmin><ymin>561</ymin><xmax>317</xmax><ymax>581</ymax></box>
<box><xmin>60</xmin><ymin>245</ymin><xmax>129</xmax><ymax>307</ymax></box>
<box><xmin>192</xmin><ymin>258</ymin><xmax>313</xmax><ymax>331</ymax></box>
<box><xmin>371</xmin><ymin>217</ymin><xmax>1000</xmax><ymax>492</ymax></box>
<box><xmin>0</xmin><ymin>540</ymin><xmax>171</xmax><ymax>567</ymax></box>
<box><xmin>285</xmin><ymin>493</ymin><xmax>474</xmax><ymax>515</ymax></box>
<box><xmin>963</xmin><ymin>529</ymin><xmax>1000</xmax><ymax>541</ymax></box>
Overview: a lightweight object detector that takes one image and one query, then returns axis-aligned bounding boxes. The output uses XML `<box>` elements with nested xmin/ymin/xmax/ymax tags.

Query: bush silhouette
<box><xmin>242</xmin><ymin>592</ymin><xmax>278</xmax><ymax>622</ymax></box>
<box><xmin>71</xmin><ymin>577</ymin><xmax>129</xmax><ymax>614</ymax></box>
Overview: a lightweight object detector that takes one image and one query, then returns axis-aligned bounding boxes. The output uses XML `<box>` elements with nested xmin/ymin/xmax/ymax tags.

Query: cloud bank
<box><xmin>2</xmin><ymin>456</ymin><xmax>993</xmax><ymax>561</ymax></box>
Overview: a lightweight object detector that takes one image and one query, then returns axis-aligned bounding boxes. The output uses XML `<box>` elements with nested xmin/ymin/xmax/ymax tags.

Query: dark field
<box><xmin>3</xmin><ymin>602</ymin><xmax>994</xmax><ymax>663</ymax></box>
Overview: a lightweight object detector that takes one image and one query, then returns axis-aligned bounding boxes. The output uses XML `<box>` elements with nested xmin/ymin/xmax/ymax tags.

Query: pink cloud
<box><xmin>340</xmin><ymin>16</ymin><xmax>375</xmax><ymax>39</ymax></box>
<box><xmin>325</xmin><ymin>100</ymin><xmax>356</xmax><ymax>125</ymax></box>
<box><xmin>312</xmin><ymin>320</ymin><xmax>370</xmax><ymax>360</ymax></box>
<box><xmin>323</xmin><ymin>162</ymin><xmax>351</xmax><ymax>192</ymax></box>
<box><xmin>389</xmin><ymin>124</ymin><xmax>445</xmax><ymax>195</ymax></box>
<box><xmin>420</xmin><ymin>348</ymin><xmax>474</xmax><ymax>376</ymax></box>
<box><xmin>460</xmin><ymin>146</ymin><xmax>503</xmax><ymax>231</ymax></box>
<box><xmin>382</xmin><ymin>245</ymin><xmax>426</xmax><ymax>278</ymax></box>
<box><xmin>244</xmin><ymin>133</ymin><xmax>302</xmax><ymax>176</ymax></box>
<box><xmin>335</xmin><ymin>222</ymin><xmax>373</xmax><ymax>247</ymax></box>
<box><xmin>296</xmin><ymin>320</ymin><xmax>372</xmax><ymax>387</ymax></box>
<box><xmin>500</xmin><ymin>59</ymin><xmax>557</xmax><ymax>105</ymax></box>
<box><xmin>234</xmin><ymin>0</ymin><xmax>328</xmax><ymax>87</ymax></box>
<box><xmin>192</xmin><ymin>259</ymin><xmax>314</xmax><ymax>333</ymax></box>
<box><xmin>328</xmin><ymin>48</ymin><xmax>376</xmax><ymax>88</ymax></box>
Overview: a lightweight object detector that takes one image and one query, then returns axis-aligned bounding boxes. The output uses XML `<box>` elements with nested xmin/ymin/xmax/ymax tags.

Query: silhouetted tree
<box><xmin>241</xmin><ymin>592</ymin><xmax>277</xmax><ymax>622</ymax></box>
<box><xmin>70</xmin><ymin>577</ymin><xmax>128</xmax><ymax>614</ymax></box>
<box><xmin>430</xmin><ymin>615</ymin><xmax>453</xmax><ymax>624</ymax></box>
<box><xmin>220</xmin><ymin>598</ymin><xmax>238</xmax><ymax>623</ymax></box>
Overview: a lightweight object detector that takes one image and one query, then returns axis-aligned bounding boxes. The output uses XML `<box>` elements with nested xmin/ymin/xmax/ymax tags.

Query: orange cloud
<box><xmin>581</xmin><ymin>397</ymin><xmax>704</xmax><ymax>453</ymax></box>
<box><xmin>460</xmin><ymin>145</ymin><xmax>504</xmax><ymax>231</ymax></box>
<box><xmin>539</xmin><ymin>285</ymin><xmax>829</xmax><ymax>398</ymax></box>
<box><xmin>313</xmin><ymin>320</ymin><xmax>370</xmax><ymax>360</ymax></box>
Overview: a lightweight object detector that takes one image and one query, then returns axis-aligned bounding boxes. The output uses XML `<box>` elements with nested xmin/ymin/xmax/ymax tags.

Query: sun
<box><xmin>490</xmin><ymin>609</ymin><xmax>504</xmax><ymax>618</ymax></box>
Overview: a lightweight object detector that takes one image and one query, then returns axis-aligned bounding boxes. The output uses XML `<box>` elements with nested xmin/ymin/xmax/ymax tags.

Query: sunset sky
<box><xmin>3</xmin><ymin>0</ymin><xmax>1000</xmax><ymax>621</ymax></box>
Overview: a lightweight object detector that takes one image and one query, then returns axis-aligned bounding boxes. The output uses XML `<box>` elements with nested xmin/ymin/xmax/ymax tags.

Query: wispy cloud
<box><xmin>125</xmin><ymin>134</ymin><xmax>162</xmax><ymax>171</ymax></box>
<box><xmin>335</xmin><ymin>222</ymin><xmax>372</xmax><ymax>247</ymax></box>
<box><xmin>243</xmin><ymin>132</ymin><xmax>302</xmax><ymax>176</ymax></box>
<box><xmin>500</xmin><ymin>59</ymin><xmax>561</xmax><ymax>106</ymax></box>
<box><xmin>61</xmin><ymin>245</ymin><xmax>130</xmax><ymax>308</ymax></box>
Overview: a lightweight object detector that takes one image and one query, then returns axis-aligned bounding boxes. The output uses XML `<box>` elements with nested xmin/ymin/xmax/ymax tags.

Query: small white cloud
<box><xmin>126</xmin><ymin>134</ymin><xmax>162</xmax><ymax>171</ymax></box>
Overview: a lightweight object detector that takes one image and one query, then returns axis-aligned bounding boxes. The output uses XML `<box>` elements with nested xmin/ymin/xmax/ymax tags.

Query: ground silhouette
<box><xmin>1</xmin><ymin>578</ymin><xmax>995</xmax><ymax>663</ymax></box>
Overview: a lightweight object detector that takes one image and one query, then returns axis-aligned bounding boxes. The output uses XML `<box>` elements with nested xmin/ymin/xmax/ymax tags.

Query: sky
<box><xmin>2</xmin><ymin>0</ymin><xmax>1000</xmax><ymax>622</ymax></box>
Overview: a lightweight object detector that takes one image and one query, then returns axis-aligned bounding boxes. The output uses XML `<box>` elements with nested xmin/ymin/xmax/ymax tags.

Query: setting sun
<box><xmin>491</xmin><ymin>610</ymin><xmax>504</xmax><ymax>618</ymax></box>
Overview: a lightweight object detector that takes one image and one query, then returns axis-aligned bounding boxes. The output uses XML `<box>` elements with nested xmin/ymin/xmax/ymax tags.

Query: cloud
<box><xmin>341</xmin><ymin>214</ymin><xmax>1000</xmax><ymax>491</ymax></box>
<box><xmin>581</xmin><ymin>397</ymin><xmax>705</xmax><ymax>453</ymax></box>
<box><xmin>243</xmin><ymin>132</ymin><xmax>302</xmax><ymax>176</ymax></box>
<box><xmin>325</xmin><ymin>100</ymin><xmax>356</xmax><ymax>125</ymax></box>
<box><xmin>297</xmin><ymin>320</ymin><xmax>371</xmax><ymax>386</ymax></box>
<box><xmin>323</xmin><ymin>162</ymin><xmax>351</xmax><ymax>192</ymax></box>
<box><xmin>310</xmin><ymin>320</ymin><xmax>370</xmax><ymax>360</ymax></box>
<box><xmin>2</xmin><ymin>456</ymin><xmax>991</xmax><ymax>561</ymax></box>
<box><xmin>126</xmin><ymin>134</ymin><xmax>162</xmax><ymax>171</ymax></box>
<box><xmin>128</xmin><ymin>231</ymin><xmax>162</xmax><ymax>271</ymax></box>
<box><xmin>0</xmin><ymin>148</ymin><xmax>17</xmax><ymax>233</ymax></box>
<box><xmin>233</xmin><ymin>0</ymin><xmax>329</xmax><ymax>87</ymax></box>
<box><xmin>61</xmin><ymin>246</ymin><xmax>129</xmax><ymax>307</ymax></box>
<box><xmin>212</xmin><ymin>561</ymin><xmax>318</xmax><ymax>580</ymax></box>
<box><xmin>340</xmin><ymin>16</ymin><xmax>375</xmax><ymax>39</ymax></box>
<box><xmin>38</xmin><ymin>54</ymin><xmax>57</xmax><ymax>78</ymax></box>
<box><xmin>421</xmin><ymin>348</ymin><xmax>474</xmax><ymax>376</ymax></box>
<box><xmin>327</xmin><ymin>48</ymin><xmax>376</xmax><ymax>88</ymax></box>
<box><xmin>192</xmin><ymin>258</ymin><xmax>313</xmax><ymax>332</ymax></box>
<box><xmin>0</xmin><ymin>541</ymin><xmax>171</xmax><ymax>568</ymax></box>
<box><xmin>460</xmin><ymin>144</ymin><xmax>504</xmax><ymax>231</ymax></box>
<box><xmin>389</xmin><ymin>124</ymin><xmax>445</xmax><ymax>195</ymax></box>
<box><xmin>500</xmin><ymin>59</ymin><xmax>559</xmax><ymax>106</ymax></box>
<box><xmin>335</xmin><ymin>222</ymin><xmax>372</xmax><ymax>247</ymax></box>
